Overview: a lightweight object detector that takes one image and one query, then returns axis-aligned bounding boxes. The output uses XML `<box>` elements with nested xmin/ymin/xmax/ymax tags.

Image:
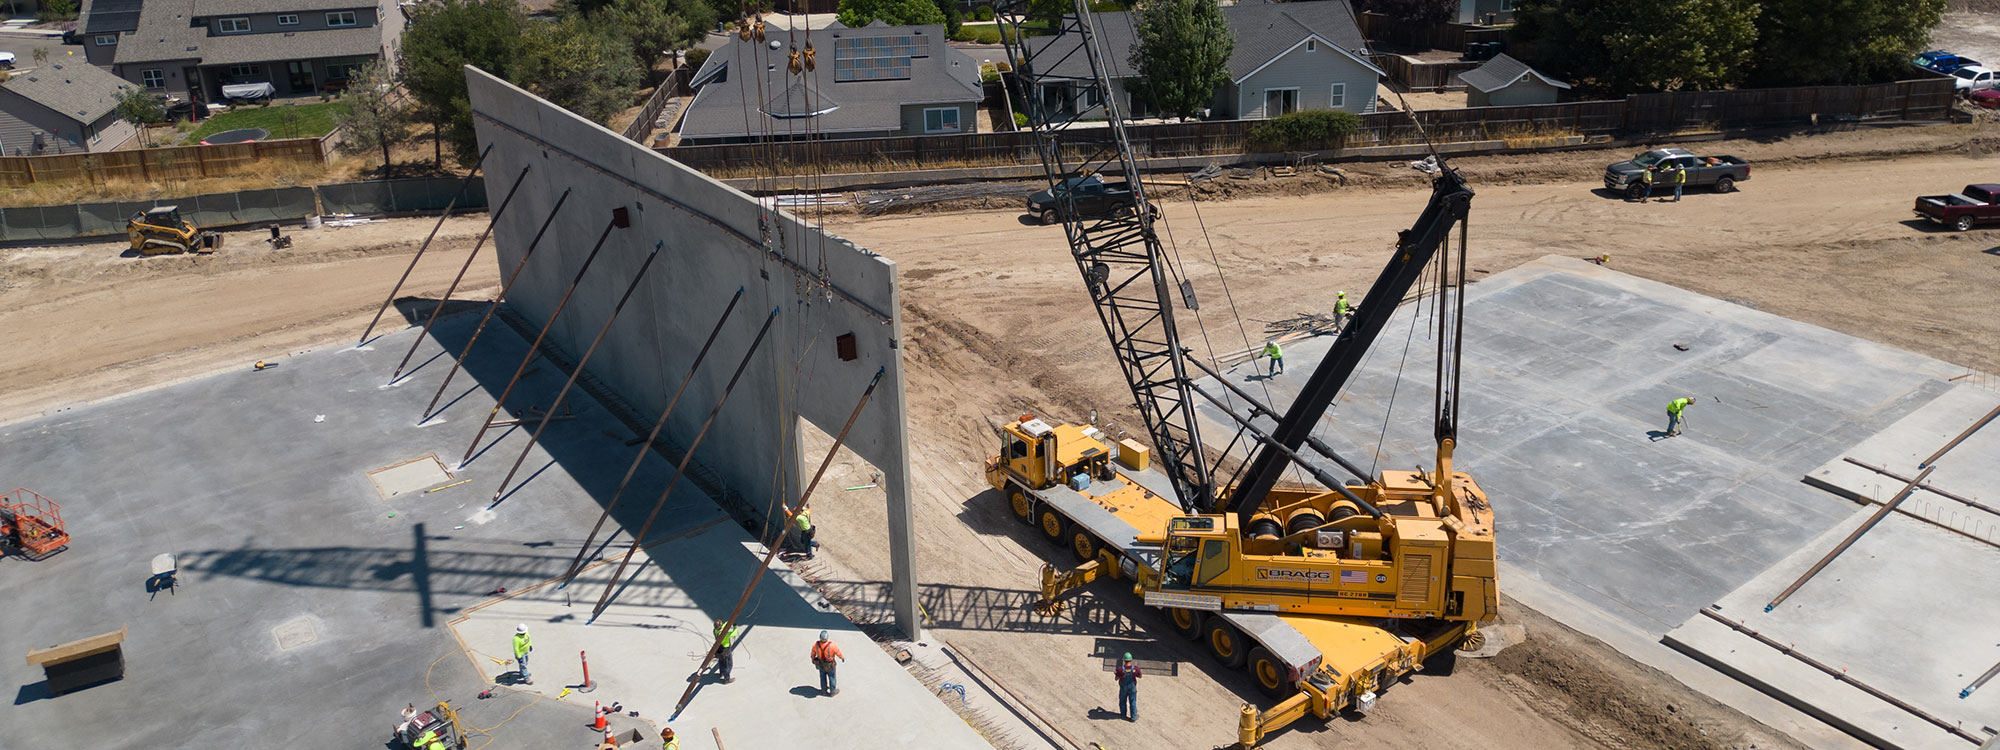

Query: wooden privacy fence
<box><xmin>623</xmin><ymin>67</ymin><xmax>694</xmax><ymax>143</ymax></box>
<box><xmin>1356</xmin><ymin>12</ymin><xmax>1507</xmax><ymax>53</ymax></box>
<box><xmin>663</xmin><ymin>78</ymin><xmax>1955</xmax><ymax>174</ymax></box>
<box><xmin>0</xmin><ymin>137</ymin><xmax>327</xmax><ymax>187</ymax></box>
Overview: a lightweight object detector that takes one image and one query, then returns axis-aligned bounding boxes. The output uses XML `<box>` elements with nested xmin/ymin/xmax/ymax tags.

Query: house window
<box><xmin>228</xmin><ymin>64</ymin><xmax>262</xmax><ymax>80</ymax></box>
<box><xmin>1500</xmin><ymin>0</ymin><xmax>1515</xmax><ymax>9</ymax></box>
<box><xmin>95</xmin><ymin>34</ymin><xmax>118</xmax><ymax>45</ymax></box>
<box><xmin>141</xmin><ymin>68</ymin><xmax>166</xmax><ymax>88</ymax></box>
<box><xmin>923</xmin><ymin>107</ymin><xmax>961</xmax><ymax>133</ymax></box>
<box><xmin>326</xmin><ymin>11</ymin><xmax>358</xmax><ymax>27</ymax></box>
<box><xmin>87</xmin><ymin>123</ymin><xmax>100</xmax><ymax>143</ymax></box>
<box><xmin>278</xmin><ymin>14</ymin><xmax>299</xmax><ymax>25</ymax></box>
<box><xmin>218</xmin><ymin>17</ymin><xmax>250</xmax><ymax>33</ymax></box>
<box><xmin>1307</xmin><ymin>39</ymin><xmax>1316</xmax><ymax>51</ymax></box>
<box><xmin>1264</xmin><ymin>87</ymin><xmax>1299</xmax><ymax>117</ymax></box>
<box><xmin>1329</xmin><ymin>82</ymin><xmax>1345</xmax><ymax>108</ymax></box>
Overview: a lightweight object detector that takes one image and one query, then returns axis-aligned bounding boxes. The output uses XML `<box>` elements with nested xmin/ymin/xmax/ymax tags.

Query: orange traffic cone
<box><xmin>593</xmin><ymin>702</ymin><xmax>607</xmax><ymax>731</ymax></box>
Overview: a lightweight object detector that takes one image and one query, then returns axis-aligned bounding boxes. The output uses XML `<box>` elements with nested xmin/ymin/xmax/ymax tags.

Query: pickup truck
<box><xmin>1603</xmin><ymin>148</ymin><xmax>1750</xmax><ymax>199</ymax></box>
<box><xmin>1027</xmin><ymin>175</ymin><xmax>1157</xmax><ymax>225</ymax></box>
<box><xmin>1914</xmin><ymin>184</ymin><xmax>2000</xmax><ymax>231</ymax></box>
<box><xmin>1914</xmin><ymin>50</ymin><xmax>1981</xmax><ymax>74</ymax></box>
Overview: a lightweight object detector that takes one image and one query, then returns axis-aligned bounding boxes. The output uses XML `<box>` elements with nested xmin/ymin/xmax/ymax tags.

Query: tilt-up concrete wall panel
<box><xmin>463</xmin><ymin>66</ymin><xmax>920</xmax><ymax>635</ymax></box>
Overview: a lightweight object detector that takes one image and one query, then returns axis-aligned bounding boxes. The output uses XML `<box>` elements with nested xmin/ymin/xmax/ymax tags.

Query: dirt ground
<box><xmin>5</xmin><ymin>122</ymin><xmax>1998</xmax><ymax>749</ymax></box>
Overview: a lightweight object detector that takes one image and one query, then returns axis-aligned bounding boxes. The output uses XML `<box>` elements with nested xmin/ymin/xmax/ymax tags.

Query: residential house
<box><xmin>1026</xmin><ymin>0</ymin><xmax>1384</xmax><ymax>122</ymax></box>
<box><xmin>1457</xmin><ymin>53</ymin><xmax>1566</xmax><ymax>106</ymax></box>
<box><xmin>0</xmin><ymin>59</ymin><xmax>138</xmax><ymax>154</ymax></box>
<box><xmin>79</xmin><ymin>0</ymin><xmax>143</xmax><ymax>68</ymax></box>
<box><xmin>102</xmin><ymin>0</ymin><xmax>405</xmax><ymax>103</ymax></box>
<box><xmin>678</xmin><ymin>21</ymin><xmax>983</xmax><ymax>145</ymax></box>
<box><xmin>1453</xmin><ymin>0</ymin><xmax>1515</xmax><ymax>26</ymax></box>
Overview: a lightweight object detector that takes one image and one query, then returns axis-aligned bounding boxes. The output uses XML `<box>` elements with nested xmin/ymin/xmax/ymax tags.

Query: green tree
<box><xmin>38</xmin><ymin>0</ymin><xmax>77</xmax><ymax>22</ymax></box>
<box><xmin>1511</xmin><ymin>0</ymin><xmax>1758</xmax><ymax>94</ymax></box>
<box><xmin>522</xmin><ymin>15</ymin><xmax>644</xmax><ymax>123</ymax></box>
<box><xmin>333</xmin><ymin>61</ymin><xmax>411</xmax><ymax>176</ymax></box>
<box><xmin>932</xmin><ymin>0</ymin><xmax>962</xmax><ymax>36</ymax></box>
<box><xmin>605</xmin><ymin>0</ymin><xmax>716</xmax><ymax>78</ymax></box>
<box><xmin>1749</xmin><ymin>0</ymin><xmax>1945</xmax><ymax>86</ymax></box>
<box><xmin>399</xmin><ymin>0</ymin><xmax>531</xmax><ymax>165</ymax></box>
<box><xmin>113</xmin><ymin>88</ymin><xmax>166</xmax><ymax>147</ymax></box>
<box><xmin>836</xmin><ymin>0</ymin><xmax>946</xmax><ymax>28</ymax></box>
<box><xmin>1128</xmin><ymin>0</ymin><xmax>1232</xmax><ymax>119</ymax></box>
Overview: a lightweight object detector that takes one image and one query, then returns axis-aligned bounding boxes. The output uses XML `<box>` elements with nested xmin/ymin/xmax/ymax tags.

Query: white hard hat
<box><xmin>516</xmin><ymin>624</ymin><xmax>529</xmax><ymax>634</ymax></box>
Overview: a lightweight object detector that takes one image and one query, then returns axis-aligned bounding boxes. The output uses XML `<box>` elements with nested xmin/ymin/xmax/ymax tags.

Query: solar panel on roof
<box><xmin>830</xmin><ymin>33</ymin><xmax>926</xmax><ymax>81</ymax></box>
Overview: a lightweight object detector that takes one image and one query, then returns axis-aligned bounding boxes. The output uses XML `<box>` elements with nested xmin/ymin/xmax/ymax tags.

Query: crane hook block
<box><xmin>787</xmin><ymin>49</ymin><xmax>802</xmax><ymax>75</ymax></box>
<box><xmin>803</xmin><ymin>43</ymin><xmax>817</xmax><ymax>71</ymax></box>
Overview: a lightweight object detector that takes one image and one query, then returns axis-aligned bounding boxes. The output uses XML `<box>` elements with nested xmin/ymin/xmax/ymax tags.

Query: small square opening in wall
<box><xmin>836</xmin><ymin>332</ymin><xmax>858</xmax><ymax>361</ymax></box>
<box><xmin>366</xmin><ymin>454</ymin><xmax>454</xmax><ymax>499</ymax></box>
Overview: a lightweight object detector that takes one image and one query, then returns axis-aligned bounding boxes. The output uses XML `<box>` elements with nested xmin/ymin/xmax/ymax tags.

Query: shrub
<box><xmin>1013</xmin><ymin>111</ymin><xmax>1028</xmax><ymax>128</ymax></box>
<box><xmin>1246</xmin><ymin>109</ymin><xmax>1361</xmax><ymax>150</ymax></box>
<box><xmin>684</xmin><ymin>47</ymin><xmax>713</xmax><ymax>73</ymax></box>
<box><xmin>974</xmin><ymin>4</ymin><xmax>994</xmax><ymax>19</ymax></box>
<box><xmin>968</xmin><ymin>26</ymin><xmax>1001</xmax><ymax>44</ymax></box>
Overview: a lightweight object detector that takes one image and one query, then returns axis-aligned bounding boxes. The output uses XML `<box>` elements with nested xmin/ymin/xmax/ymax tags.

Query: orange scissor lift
<box><xmin>2</xmin><ymin>488</ymin><xmax>70</xmax><ymax>561</ymax></box>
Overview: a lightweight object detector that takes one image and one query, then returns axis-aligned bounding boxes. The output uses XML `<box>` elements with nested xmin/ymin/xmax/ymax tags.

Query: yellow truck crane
<box><xmin>995</xmin><ymin>2</ymin><xmax>1491</xmax><ymax>745</ymax></box>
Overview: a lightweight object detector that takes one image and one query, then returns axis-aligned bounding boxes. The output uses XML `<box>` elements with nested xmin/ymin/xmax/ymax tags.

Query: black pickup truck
<box><xmin>1027</xmin><ymin>175</ymin><xmax>1157</xmax><ymax>225</ymax></box>
<box><xmin>1603</xmin><ymin>148</ymin><xmax>1751</xmax><ymax>199</ymax></box>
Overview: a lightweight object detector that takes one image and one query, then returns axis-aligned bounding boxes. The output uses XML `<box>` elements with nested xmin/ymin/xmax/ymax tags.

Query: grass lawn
<box><xmin>186</xmin><ymin>101</ymin><xmax>343</xmax><ymax>143</ymax></box>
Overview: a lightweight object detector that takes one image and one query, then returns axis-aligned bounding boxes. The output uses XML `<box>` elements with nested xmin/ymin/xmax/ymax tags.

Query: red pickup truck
<box><xmin>1914</xmin><ymin>184</ymin><xmax>2000</xmax><ymax>231</ymax></box>
<box><xmin>1912</xmin><ymin>184</ymin><xmax>2000</xmax><ymax>231</ymax></box>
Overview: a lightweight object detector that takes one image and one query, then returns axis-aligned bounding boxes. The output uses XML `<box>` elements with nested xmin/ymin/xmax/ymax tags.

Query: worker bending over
<box><xmin>1666</xmin><ymin>395</ymin><xmax>1695</xmax><ymax>437</ymax></box>
<box><xmin>1262</xmin><ymin>340</ymin><xmax>1284</xmax><ymax>374</ymax></box>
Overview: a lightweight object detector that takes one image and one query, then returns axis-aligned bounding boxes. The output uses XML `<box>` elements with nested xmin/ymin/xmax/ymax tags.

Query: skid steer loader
<box><xmin>127</xmin><ymin>206</ymin><xmax>220</xmax><ymax>255</ymax></box>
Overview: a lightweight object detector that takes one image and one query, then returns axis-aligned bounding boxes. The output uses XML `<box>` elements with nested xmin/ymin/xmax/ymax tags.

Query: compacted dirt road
<box><xmin>4</xmin><ymin>124</ymin><xmax>1995</xmax><ymax>749</ymax></box>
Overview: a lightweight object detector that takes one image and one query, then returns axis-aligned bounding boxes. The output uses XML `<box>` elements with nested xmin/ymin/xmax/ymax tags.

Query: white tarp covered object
<box><xmin>221</xmin><ymin>82</ymin><xmax>275</xmax><ymax>101</ymax></box>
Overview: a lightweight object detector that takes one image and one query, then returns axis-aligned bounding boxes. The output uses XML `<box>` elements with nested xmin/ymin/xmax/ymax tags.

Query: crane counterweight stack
<box><xmin>995</xmin><ymin>1</ymin><xmax>1495</xmax><ymax>745</ymax></box>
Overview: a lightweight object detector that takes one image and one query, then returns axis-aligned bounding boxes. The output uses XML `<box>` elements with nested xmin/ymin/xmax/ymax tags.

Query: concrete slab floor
<box><xmin>0</xmin><ymin>311</ymin><xmax>982</xmax><ymax>750</ymax></box>
<box><xmin>1193</xmin><ymin>255</ymin><xmax>1966</xmax><ymax>637</ymax></box>
<box><xmin>1664</xmin><ymin>511</ymin><xmax>2000</xmax><ymax>750</ymax></box>
<box><xmin>1803</xmin><ymin>382</ymin><xmax>2000</xmax><ymax>546</ymax></box>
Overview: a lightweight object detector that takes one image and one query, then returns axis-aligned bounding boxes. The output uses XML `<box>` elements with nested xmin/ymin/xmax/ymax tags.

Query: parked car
<box><xmin>0</xmin><ymin>52</ymin><xmax>14</xmax><ymax>69</ymax></box>
<box><xmin>1603</xmin><ymin>148</ymin><xmax>1750</xmax><ymax>199</ymax></box>
<box><xmin>1968</xmin><ymin>88</ymin><xmax>2000</xmax><ymax>109</ymax></box>
<box><xmin>1914</xmin><ymin>50</ymin><xmax>1981</xmax><ymax>74</ymax></box>
<box><xmin>1952</xmin><ymin>66</ymin><xmax>1998</xmax><ymax>93</ymax></box>
<box><xmin>1913</xmin><ymin>184</ymin><xmax>2000</xmax><ymax>231</ymax></box>
<box><xmin>1027</xmin><ymin>175</ymin><xmax>1157</xmax><ymax>225</ymax></box>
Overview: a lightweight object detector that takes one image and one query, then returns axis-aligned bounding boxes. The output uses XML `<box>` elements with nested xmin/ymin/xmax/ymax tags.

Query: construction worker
<box><xmin>1671</xmin><ymin>163</ymin><xmax>1687</xmax><ymax>202</ymax></box>
<box><xmin>661</xmin><ymin>728</ymin><xmax>679</xmax><ymax>750</ymax></box>
<box><xmin>1115</xmin><ymin>652</ymin><xmax>1142</xmax><ymax>721</ymax></box>
<box><xmin>512</xmin><ymin>624</ymin><xmax>533</xmax><ymax>685</ymax></box>
<box><xmin>1262</xmin><ymin>340</ymin><xmax>1284</xmax><ymax>374</ymax></box>
<box><xmin>1666</xmin><ymin>395</ymin><xmax>1695</xmax><ymax>437</ymax></box>
<box><xmin>1635</xmin><ymin>165</ymin><xmax>1655</xmax><ymax>202</ymax></box>
<box><xmin>790</xmin><ymin>505</ymin><xmax>815</xmax><ymax>559</ymax></box>
<box><xmin>1333</xmin><ymin>291</ymin><xmax>1350</xmax><ymax>328</ymax></box>
<box><xmin>810</xmin><ymin>630</ymin><xmax>845</xmax><ymax>696</ymax></box>
<box><xmin>415</xmin><ymin>728</ymin><xmax>446</xmax><ymax>750</ymax></box>
<box><xmin>1591</xmin><ymin>253</ymin><xmax>1610</xmax><ymax>265</ymax></box>
<box><xmin>712</xmin><ymin>618</ymin><xmax>743</xmax><ymax>683</ymax></box>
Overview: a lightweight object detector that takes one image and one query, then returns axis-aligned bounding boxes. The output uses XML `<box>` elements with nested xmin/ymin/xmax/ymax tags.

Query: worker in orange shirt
<box><xmin>810</xmin><ymin>631</ymin><xmax>846</xmax><ymax>696</ymax></box>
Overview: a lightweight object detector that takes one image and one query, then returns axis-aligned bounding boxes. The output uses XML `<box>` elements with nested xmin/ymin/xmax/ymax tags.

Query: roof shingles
<box><xmin>1456</xmin><ymin>53</ymin><xmax>1569</xmax><ymax>93</ymax></box>
<box><xmin>680</xmin><ymin>23</ymin><xmax>982</xmax><ymax>141</ymax></box>
<box><xmin>2</xmin><ymin>60</ymin><xmax>137</xmax><ymax>123</ymax></box>
<box><xmin>1030</xmin><ymin>0</ymin><xmax>1374</xmax><ymax>82</ymax></box>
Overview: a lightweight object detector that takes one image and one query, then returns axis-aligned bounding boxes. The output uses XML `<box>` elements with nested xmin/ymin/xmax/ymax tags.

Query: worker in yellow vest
<box><xmin>1671</xmin><ymin>164</ymin><xmax>1688</xmax><ymax>202</ymax></box>
<box><xmin>1261</xmin><ymin>340</ymin><xmax>1284</xmax><ymax>374</ymax></box>
<box><xmin>661</xmin><ymin>727</ymin><xmax>679</xmax><ymax>750</ymax></box>
<box><xmin>1666</xmin><ymin>396</ymin><xmax>1695</xmax><ymax>437</ymax></box>
<box><xmin>512</xmin><ymin>624</ymin><xmax>533</xmax><ymax>685</ymax></box>
<box><xmin>1333</xmin><ymin>292</ymin><xmax>1350</xmax><ymax>329</ymax></box>
<box><xmin>790</xmin><ymin>505</ymin><xmax>816</xmax><ymax>560</ymax></box>
<box><xmin>712</xmin><ymin>619</ymin><xmax>744</xmax><ymax>683</ymax></box>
